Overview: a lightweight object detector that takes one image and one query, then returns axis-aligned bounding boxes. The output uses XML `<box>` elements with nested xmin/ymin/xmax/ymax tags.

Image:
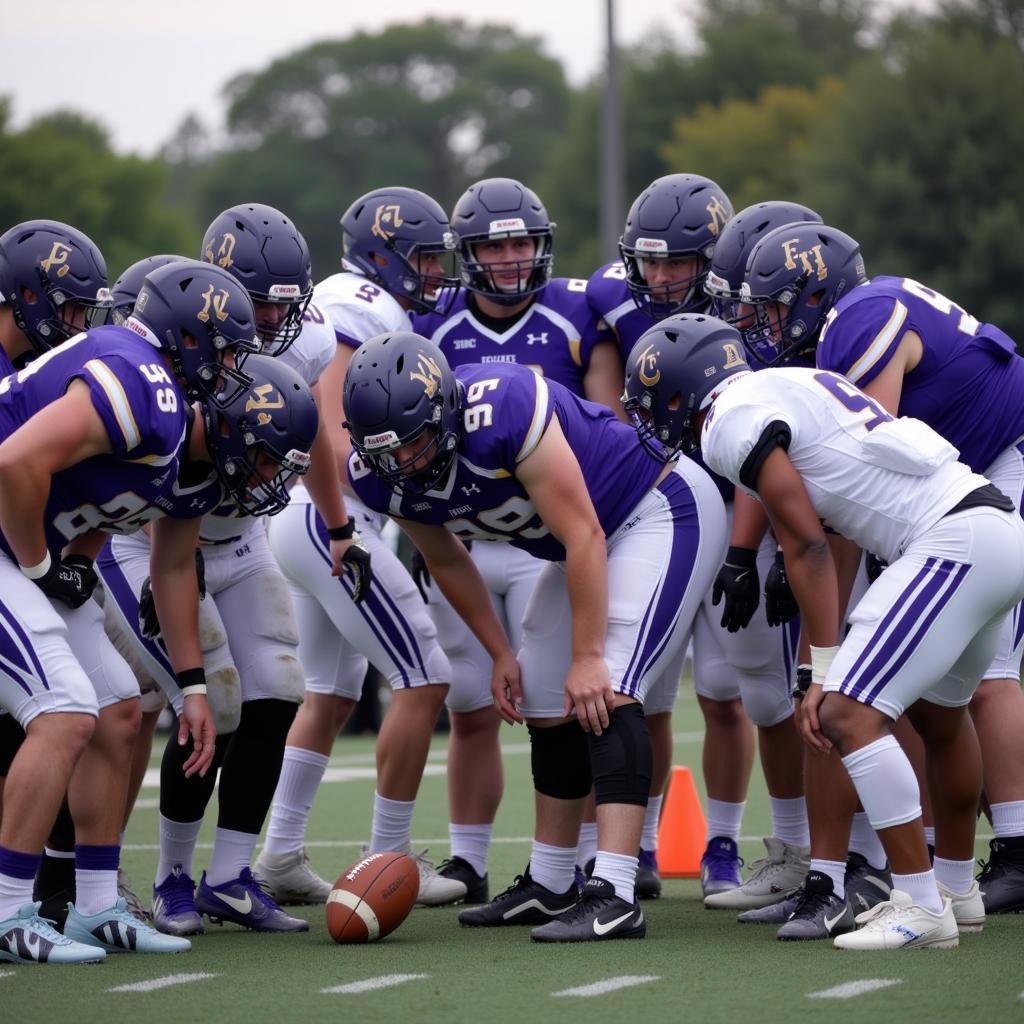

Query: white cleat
<box><xmin>410</xmin><ymin>848</ymin><xmax>468</xmax><ymax>907</ymax></box>
<box><xmin>64</xmin><ymin>897</ymin><xmax>192</xmax><ymax>954</ymax></box>
<box><xmin>703</xmin><ymin>837</ymin><xmax>809</xmax><ymax>910</ymax></box>
<box><xmin>833</xmin><ymin>889</ymin><xmax>959</xmax><ymax>950</ymax></box>
<box><xmin>0</xmin><ymin>902</ymin><xmax>106</xmax><ymax>964</ymax></box>
<box><xmin>254</xmin><ymin>847</ymin><xmax>333</xmax><ymax>906</ymax></box>
<box><xmin>937</xmin><ymin>880</ymin><xmax>985</xmax><ymax>933</ymax></box>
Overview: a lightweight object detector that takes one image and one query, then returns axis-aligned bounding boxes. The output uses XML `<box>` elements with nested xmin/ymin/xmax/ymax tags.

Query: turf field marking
<box><xmin>321</xmin><ymin>973</ymin><xmax>430</xmax><ymax>994</ymax></box>
<box><xmin>552</xmin><ymin>975</ymin><xmax>661</xmax><ymax>998</ymax></box>
<box><xmin>0</xmin><ymin>970</ymin><xmax>14</xmax><ymax>979</ymax></box>
<box><xmin>808</xmin><ymin>979</ymin><xmax>903</xmax><ymax>1000</ymax></box>
<box><xmin>108</xmin><ymin>972</ymin><xmax>220</xmax><ymax>993</ymax></box>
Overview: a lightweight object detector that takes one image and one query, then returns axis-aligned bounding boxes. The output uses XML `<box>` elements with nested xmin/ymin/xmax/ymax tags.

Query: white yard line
<box><xmin>108</xmin><ymin>972</ymin><xmax>219</xmax><ymax>993</ymax></box>
<box><xmin>0</xmin><ymin>970</ymin><xmax>15</xmax><ymax>979</ymax></box>
<box><xmin>322</xmin><ymin>973</ymin><xmax>430</xmax><ymax>994</ymax></box>
<box><xmin>808</xmin><ymin>979</ymin><xmax>903</xmax><ymax>1000</ymax></box>
<box><xmin>553</xmin><ymin>975</ymin><xmax>661</xmax><ymax>998</ymax></box>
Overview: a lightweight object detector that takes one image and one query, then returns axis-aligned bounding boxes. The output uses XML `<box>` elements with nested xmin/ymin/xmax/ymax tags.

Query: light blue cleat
<box><xmin>0</xmin><ymin>902</ymin><xmax>106</xmax><ymax>964</ymax></box>
<box><xmin>64</xmin><ymin>897</ymin><xmax>192</xmax><ymax>954</ymax></box>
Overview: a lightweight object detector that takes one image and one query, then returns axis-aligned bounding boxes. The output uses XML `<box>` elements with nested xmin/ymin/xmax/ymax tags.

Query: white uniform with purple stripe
<box><xmin>351</xmin><ymin>363</ymin><xmax>726</xmax><ymax>717</ymax></box>
<box><xmin>702</xmin><ymin>367</ymin><xmax>1024</xmax><ymax>718</ymax></box>
<box><xmin>266</xmin><ymin>274</ymin><xmax>451</xmax><ymax>698</ymax></box>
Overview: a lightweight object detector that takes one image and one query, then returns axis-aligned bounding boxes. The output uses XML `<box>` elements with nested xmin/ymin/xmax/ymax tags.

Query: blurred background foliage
<box><xmin>2</xmin><ymin>0</ymin><xmax>1023</xmax><ymax>335</ymax></box>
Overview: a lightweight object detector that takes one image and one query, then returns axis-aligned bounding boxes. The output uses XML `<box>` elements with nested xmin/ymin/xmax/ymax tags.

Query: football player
<box><xmin>343</xmin><ymin>331</ymin><xmax>725</xmax><ymax>942</ymax></box>
<box><xmin>624</xmin><ymin>313</ymin><xmax>1024</xmax><ymax>948</ymax></box>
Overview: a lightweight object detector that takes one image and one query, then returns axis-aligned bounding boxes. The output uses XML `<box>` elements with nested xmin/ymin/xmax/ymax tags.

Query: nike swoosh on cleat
<box><xmin>593</xmin><ymin>911</ymin><xmax>637</xmax><ymax>936</ymax></box>
<box><xmin>865</xmin><ymin>875</ymin><xmax>891</xmax><ymax>894</ymax></box>
<box><xmin>216</xmin><ymin>892</ymin><xmax>253</xmax><ymax>915</ymax></box>
<box><xmin>824</xmin><ymin>909</ymin><xmax>847</xmax><ymax>932</ymax></box>
<box><xmin>503</xmin><ymin>899</ymin><xmax>573</xmax><ymax>920</ymax></box>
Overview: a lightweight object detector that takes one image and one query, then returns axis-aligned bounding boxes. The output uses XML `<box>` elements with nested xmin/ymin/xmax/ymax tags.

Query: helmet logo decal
<box><xmin>782</xmin><ymin>238</ymin><xmax>827</xmax><ymax>281</ymax></box>
<box><xmin>637</xmin><ymin>343</ymin><xmax>661</xmax><ymax>386</ymax></box>
<box><xmin>244</xmin><ymin>383</ymin><xmax>284</xmax><ymax>421</ymax></box>
<box><xmin>635</xmin><ymin>237</ymin><xmax>668</xmax><ymax>254</ymax></box>
<box><xmin>409</xmin><ymin>351</ymin><xmax>443</xmax><ymax>398</ymax></box>
<box><xmin>40</xmin><ymin>242</ymin><xmax>72</xmax><ymax>278</ymax></box>
<box><xmin>204</xmin><ymin>233</ymin><xmax>236</xmax><ymax>270</ymax></box>
<box><xmin>371</xmin><ymin>204</ymin><xmax>404</xmax><ymax>241</ymax></box>
<box><xmin>722</xmin><ymin>343</ymin><xmax>745</xmax><ymax>369</ymax></box>
<box><xmin>198</xmin><ymin>284</ymin><xmax>231</xmax><ymax>323</ymax></box>
<box><xmin>705</xmin><ymin>196</ymin><xmax>730</xmax><ymax>237</ymax></box>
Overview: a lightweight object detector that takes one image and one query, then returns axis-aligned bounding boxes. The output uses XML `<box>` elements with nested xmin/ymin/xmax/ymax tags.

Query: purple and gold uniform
<box><xmin>585</xmin><ymin>261</ymin><xmax>653</xmax><ymax>366</ymax></box>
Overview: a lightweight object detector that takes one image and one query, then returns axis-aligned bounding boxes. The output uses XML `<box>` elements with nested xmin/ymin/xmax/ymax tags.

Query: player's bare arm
<box><xmin>583</xmin><ymin>339</ymin><xmax>628</xmax><ymax>421</ymax></box>
<box><xmin>858</xmin><ymin>329</ymin><xmax>922</xmax><ymax>416</ymax></box>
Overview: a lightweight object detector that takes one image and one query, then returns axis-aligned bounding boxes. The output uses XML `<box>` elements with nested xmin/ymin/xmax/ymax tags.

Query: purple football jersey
<box><xmin>585</xmin><ymin>260</ymin><xmax>656</xmax><ymax>364</ymax></box>
<box><xmin>817</xmin><ymin>276</ymin><xmax>1024</xmax><ymax>472</ymax></box>
<box><xmin>411</xmin><ymin>278</ymin><xmax>612</xmax><ymax>397</ymax></box>
<box><xmin>0</xmin><ymin>325</ymin><xmax>188</xmax><ymax>557</ymax></box>
<box><xmin>349</xmin><ymin>362</ymin><xmax>663</xmax><ymax>560</ymax></box>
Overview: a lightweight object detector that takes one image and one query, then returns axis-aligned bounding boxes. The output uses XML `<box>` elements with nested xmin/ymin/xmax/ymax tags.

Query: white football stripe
<box><xmin>553</xmin><ymin>975</ymin><xmax>661</xmax><ymax>998</ymax></box>
<box><xmin>327</xmin><ymin>888</ymin><xmax>380</xmax><ymax>941</ymax></box>
<box><xmin>808</xmin><ymin>979</ymin><xmax>903</xmax><ymax>1000</ymax></box>
<box><xmin>322</xmin><ymin>974</ymin><xmax>430</xmax><ymax>994</ymax></box>
<box><xmin>108</xmin><ymin>973</ymin><xmax>219</xmax><ymax>993</ymax></box>
<box><xmin>0</xmin><ymin>970</ymin><xmax>15</xmax><ymax>979</ymax></box>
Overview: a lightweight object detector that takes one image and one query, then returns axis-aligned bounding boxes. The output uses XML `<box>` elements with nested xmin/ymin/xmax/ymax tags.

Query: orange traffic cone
<box><xmin>656</xmin><ymin>765</ymin><xmax>707</xmax><ymax>878</ymax></box>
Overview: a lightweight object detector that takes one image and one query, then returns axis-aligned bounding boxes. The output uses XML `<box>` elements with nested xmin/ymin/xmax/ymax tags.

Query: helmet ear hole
<box><xmin>667</xmin><ymin>393</ymin><xmax>683</xmax><ymax>412</ymax></box>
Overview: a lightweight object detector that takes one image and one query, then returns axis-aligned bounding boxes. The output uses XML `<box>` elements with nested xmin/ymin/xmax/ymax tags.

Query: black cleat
<box><xmin>843</xmin><ymin>852</ymin><xmax>893</xmax><ymax>915</ymax></box>
<box><xmin>458</xmin><ymin>865</ymin><xmax>577</xmax><ymax>927</ymax></box>
<box><xmin>531</xmin><ymin>877</ymin><xmax>645</xmax><ymax>943</ymax></box>
<box><xmin>977</xmin><ymin>836</ymin><xmax>1024</xmax><ymax>914</ymax></box>
<box><xmin>636</xmin><ymin>849</ymin><xmax>662</xmax><ymax>900</ymax></box>
<box><xmin>437</xmin><ymin>856</ymin><xmax>489</xmax><ymax>904</ymax></box>
<box><xmin>776</xmin><ymin>872</ymin><xmax>855</xmax><ymax>941</ymax></box>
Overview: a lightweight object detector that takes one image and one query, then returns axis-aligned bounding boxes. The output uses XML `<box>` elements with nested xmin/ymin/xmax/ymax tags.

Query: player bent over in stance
<box><xmin>623</xmin><ymin>314</ymin><xmax>1024</xmax><ymax>949</ymax></box>
<box><xmin>343</xmin><ymin>331</ymin><xmax>725</xmax><ymax>942</ymax></box>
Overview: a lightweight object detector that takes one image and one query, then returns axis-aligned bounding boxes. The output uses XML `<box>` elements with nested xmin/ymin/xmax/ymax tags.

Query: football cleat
<box><xmin>737</xmin><ymin>889</ymin><xmax>802</xmax><ymax>925</ymax></box>
<box><xmin>937</xmin><ymin>880</ymin><xmax>985</xmax><ymax>933</ymax></box>
<box><xmin>703</xmin><ymin>837</ymin><xmax>808</xmax><ymax>909</ymax></box>
<box><xmin>530</xmin><ymin>877</ymin><xmax>645</xmax><ymax>943</ymax></box>
<box><xmin>117</xmin><ymin>867</ymin><xmax>151</xmax><ymax>923</ymax></box>
<box><xmin>437</xmin><ymin>856</ymin><xmax>489</xmax><ymax>904</ymax></box>
<box><xmin>458</xmin><ymin>865</ymin><xmax>578</xmax><ymax>927</ymax></box>
<box><xmin>976</xmin><ymin>836</ymin><xmax>1024</xmax><ymax>914</ymax></box>
<box><xmin>64</xmin><ymin>897</ymin><xmax>191</xmax><ymax>953</ymax></box>
<box><xmin>0</xmin><ymin>902</ymin><xmax>106</xmax><ymax>964</ymax></box>
<box><xmin>636</xmin><ymin>848</ymin><xmax>662</xmax><ymax>900</ymax></box>
<box><xmin>410</xmin><ymin>848</ymin><xmax>468</xmax><ymax>907</ymax></box>
<box><xmin>34</xmin><ymin>884</ymin><xmax>75</xmax><ymax>932</ymax></box>
<box><xmin>776</xmin><ymin>872</ymin><xmax>855</xmax><ymax>941</ymax></box>
<box><xmin>833</xmin><ymin>889</ymin><xmax>958</xmax><ymax>950</ymax></box>
<box><xmin>152</xmin><ymin>867</ymin><xmax>204</xmax><ymax>937</ymax></box>
<box><xmin>701</xmin><ymin>836</ymin><xmax>743</xmax><ymax>897</ymax></box>
<box><xmin>843</xmin><ymin>852</ymin><xmax>893</xmax><ymax>914</ymax></box>
<box><xmin>253</xmin><ymin>847</ymin><xmax>333</xmax><ymax>906</ymax></box>
<box><xmin>196</xmin><ymin>868</ymin><xmax>309</xmax><ymax>932</ymax></box>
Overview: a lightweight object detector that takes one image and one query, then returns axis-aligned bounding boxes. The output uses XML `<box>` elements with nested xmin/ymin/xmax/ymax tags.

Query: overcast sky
<box><xmin>1</xmin><ymin>1</ymin><xmax>705</xmax><ymax>154</ymax></box>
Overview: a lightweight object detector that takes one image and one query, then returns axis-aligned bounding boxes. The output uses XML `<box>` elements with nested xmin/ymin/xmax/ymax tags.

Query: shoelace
<box><xmin>243</xmin><ymin>871</ymin><xmax>282</xmax><ymax>911</ymax></box>
<box><xmin>553</xmin><ymin>888</ymin><xmax>609</xmax><ymax>926</ymax></box>
<box><xmin>25</xmin><ymin>911</ymin><xmax>73</xmax><ymax>944</ymax></box>
<box><xmin>159</xmin><ymin>874</ymin><xmax>198</xmax><ymax>916</ymax></box>
<box><xmin>790</xmin><ymin>888</ymin><xmax>834</xmax><ymax>920</ymax></box>
<box><xmin>489</xmin><ymin>874</ymin><xmax>531</xmax><ymax>904</ymax></box>
<box><xmin>703</xmin><ymin>847</ymin><xmax>744</xmax><ymax>874</ymax></box>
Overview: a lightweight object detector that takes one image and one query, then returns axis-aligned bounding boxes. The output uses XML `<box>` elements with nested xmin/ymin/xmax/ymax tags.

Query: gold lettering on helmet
<box><xmin>198</xmin><ymin>283</ymin><xmax>230</xmax><ymax>323</ymax></box>
<box><xmin>637</xmin><ymin>343</ymin><xmax>661</xmax><ymax>387</ymax></box>
<box><xmin>257</xmin><ymin>412</ymin><xmax>272</xmax><ymax>426</ymax></box>
<box><xmin>722</xmin><ymin>343</ymin><xmax>744</xmax><ymax>369</ymax></box>
<box><xmin>40</xmin><ymin>242</ymin><xmax>72</xmax><ymax>278</ymax></box>
<box><xmin>409</xmin><ymin>352</ymin><xmax>442</xmax><ymax>398</ymax></box>
<box><xmin>371</xmin><ymin>204</ymin><xmax>404</xmax><ymax>241</ymax></box>
<box><xmin>705</xmin><ymin>196</ymin><xmax>730</xmax><ymax>238</ymax></box>
<box><xmin>782</xmin><ymin>239</ymin><xmax>828</xmax><ymax>282</ymax></box>
<box><xmin>245</xmin><ymin>383</ymin><xmax>284</xmax><ymax>414</ymax></box>
<box><xmin>204</xmin><ymin>233</ymin><xmax>236</xmax><ymax>270</ymax></box>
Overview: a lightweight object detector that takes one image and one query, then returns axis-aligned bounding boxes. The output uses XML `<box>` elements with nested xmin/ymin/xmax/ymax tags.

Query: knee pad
<box><xmin>207</xmin><ymin>665</ymin><xmax>243</xmax><ymax>733</ymax></box>
<box><xmin>528</xmin><ymin>720</ymin><xmax>592</xmax><ymax>800</ymax></box>
<box><xmin>588</xmin><ymin>703</ymin><xmax>652</xmax><ymax>807</ymax></box>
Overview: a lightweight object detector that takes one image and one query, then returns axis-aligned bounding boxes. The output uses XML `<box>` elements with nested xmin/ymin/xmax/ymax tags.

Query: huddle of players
<box><xmin>1</xmin><ymin>165</ymin><xmax>1022</xmax><ymax>964</ymax></box>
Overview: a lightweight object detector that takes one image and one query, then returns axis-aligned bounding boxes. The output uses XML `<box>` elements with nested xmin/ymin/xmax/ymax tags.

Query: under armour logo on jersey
<box><xmin>371</xmin><ymin>204</ymin><xmax>404</xmax><ymax>241</ymax></box>
<box><xmin>39</xmin><ymin>241</ymin><xmax>72</xmax><ymax>278</ymax></box>
<box><xmin>526</xmin><ymin>332</ymin><xmax>549</xmax><ymax>345</ymax></box>
<box><xmin>461</xmin><ymin>483</ymin><xmax>480</xmax><ymax>496</ymax></box>
<box><xmin>205</xmin><ymin>232</ymin><xmax>236</xmax><ymax>269</ymax></box>
<box><xmin>782</xmin><ymin>238</ymin><xmax>828</xmax><ymax>281</ymax></box>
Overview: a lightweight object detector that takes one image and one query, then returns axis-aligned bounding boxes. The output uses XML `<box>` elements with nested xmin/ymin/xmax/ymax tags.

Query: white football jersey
<box><xmin>701</xmin><ymin>367</ymin><xmax>988</xmax><ymax>562</ymax></box>
<box><xmin>313</xmin><ymin>271</ymin><xmax>411</xmax><ymax>347</ymax></box>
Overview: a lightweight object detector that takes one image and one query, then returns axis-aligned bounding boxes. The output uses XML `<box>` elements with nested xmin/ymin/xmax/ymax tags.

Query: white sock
<box><xmin>205</xmin><ymin>827</ymin><xmax>258</xmax><ymax>887</ymax></box>
<box><xmin>848</xmin><ymin>811</ymin><xmax>887</xmax><ymax>869</ymax></box>
<box><xmin>641</xmin><ymin>795</ymin><xmax>663</xmax><ymax>851</ymax></box>
<box><xmin>529</xmin><ymin>840</ymin><xmax>576</xmax><ymax>894</ymax></box>
<box><xmin>933</xmin><ymin>856</ymin><xmax>975</xmax><ymax>895</ymax></box>
<box><xmin>576</xmin><ymin>821</ymin><xmax>598</xmax><ymax>870</ymax></box>
<box><xmin>263</xmin><ymin>747</ymin><xmax>329</xmax><ymax>856</ymax></box>
<box><xmin>593</xmin><ymin>850</ymin><xmax>639</xmax><ymax>903</ymax></box>
<box><xmin>75</xmin><ymin>869</ymin><xmax>118</xmax><ymax>916</ymax></box>
<box><xmin>841</xmin><ymin>736</ymin><xmax>921</xmax><ymax>829</ymax></box>
<box><xmin>705</xmin><ymin>798</ymin><xmax>745</xmax><ymax>842</ymax></box>
<box><xmin>990</xmin><ymin>800</ymin><xmax>1024</xmax><ymax>838</ymax></box>
<box><xmin>892</xmin><ymin>869</ymin><xmax>943</xmax><ymax>914</ymax></box>
<box><xmin>448</xmin><ymin>823</ymin><xmax>492</xmax><ymax>877</ymax></box>
<box><xmin>155</xmin><ymin>815</ymin><xmax>203</xmax><ymax>887</ymax></box>
<box><xmin>810</xmin><ymin>858</ymin><xmax>847</xmax><ymax>899</ymax></box>
<box><xmin>0</xmin><ymin>873</ymin><xmax>34</xmax><ymax>920</ymax></box>
<box><xmin>43</xmin><ymin>847</ymin><xmax>75</xmax><ymax>860</ymax></box>
<box><xmin>769</xmin><ymin>795</ymin><xmax>809</xmax><ymax>848</ymax></box>
<box><xmin>369</xmin><ymin>792</ymin><xmax>415</xmax><ymax>854</ymax></box>
<box><xmin>923</xmin><ymin>826</ymin><xmax>936</xmax><ymax>847</ymax></box>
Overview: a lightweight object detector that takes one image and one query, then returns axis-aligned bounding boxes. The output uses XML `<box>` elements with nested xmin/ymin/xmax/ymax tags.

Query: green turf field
<box><xmin>4</xmin><ymin>685</ymin><xmax>1021</xmax><ymax>1023</ymax></box>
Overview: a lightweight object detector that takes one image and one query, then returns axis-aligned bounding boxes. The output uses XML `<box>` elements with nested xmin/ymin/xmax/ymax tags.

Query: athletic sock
<box><xmin>769</xmin><ymin>795</ymin><xmax>809</xmax><ymax>848</ymax></box>
<box><xmin>576</xmin><ymin>821</ymin><xmax>598</xmax><ymax>870</ymax></box>
<box><xmin>74</xmin><ymin>844</ymin><xmax>120</xmax><ymax>916</ymax></box>
<box><xmin>262</xmin><ymin>747</ymin><xmax>329</xmax><ymax>856</ymax></box>
<box><xmin>933</xmin><ymin>856</ymin><xmax>975</xmax><ymax>896</ymax></box>
<box><xmin>529</xmin><ymin>840</ymin><xmax>576</xmax><ymax>894</ymax></box>
<box><xmin>155</xmin><ymin>815</ymin><xmax>203</xmax><ymax>886</ymax></box>
<box><xmin>705</xmin><ymin>798</ymin><xmax>744</xmax><ymax>842</ymax></box>
<box><xmin>369</xmin><ymin>792</ymin><xmax>415</xmax><ymax>854</ymax></box>
<box><xmin>593</xmin><ymin>850</ymin><xmax>639</xmax><ymax>903</ymax></box>
<box><xmin>990</xmin><ymin>800</ymin><xmax>1024</xmax><ymax>838</ymax></box>
<box><xmin>205</xmin><ymin>827</ymin><xmax>258</xmax><ymax>887</ymax></box>
<box><xmin>640</xmin><ymin>795</ymin><xmax>663</xmax><ymax>852</ymax></box>
<box><xmin>448</xmin><ymin>823</ymin><xmax>492</xmax><ymax>877</ymax></box>
<box><xmin>892</xmin><ymin>868</ymin><xmax>943</xmax><ymax>914</ymax></box>
<box><xmin>0</xmin><ymin>847</ymin><xmax>40</xmax><ymax>919</ymax></box>
<box><xmin>810</xmin><ymin>858</ymin><xmax>847</xmax><ymax>899</ymax></box>
<box><xmin>848</xmin><ymin>810</ymin><xmax>887</xmax><ymax>869</ymax></box>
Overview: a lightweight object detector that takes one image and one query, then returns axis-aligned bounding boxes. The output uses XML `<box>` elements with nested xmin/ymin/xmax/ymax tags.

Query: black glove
<box><xmin>711</xmin><ymin>546</ymin><xmax>759</xmax><ymax>632</ymax></box>
<box><xmin>865</xmin><ymin>552</ymin><xmax>888</xmax><ymax>583</ymax></box>
<box><xmin>764</xmin><ymin>550</ymin><xmax>800</xmax><ymax>627</ymax></box>
<box><xmin>139</xmin><ymin>549</ymin><xmax>207</xmax><ymax>640</ymax></box>
<box><xmin>35</xmin><ymin>555</ymin><xmax>98</xmax><ymax>609</ymax></box>
<box><xmin>794</xmin><ymin>664</ymin><xmax>812</xmax><ymax>699</ymax></box>
<box><xmin>342</xmin><ymin>535</ymin><xmax>373</xmax><ymax>604</ymax></box>
<box><xmin>410</xmin><ymin>548</ymin><xmax>431</xmax><ymax>603</ymax></box>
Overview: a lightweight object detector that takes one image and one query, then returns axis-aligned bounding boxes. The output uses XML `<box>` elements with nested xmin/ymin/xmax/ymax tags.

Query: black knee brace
<box><xmin>0</xmin><ymin>714</ymin><xmax>24</xmax><ymax>777</ymax></box>
<box><xmin>528</xmin><ymin>720</ymin><xmax>592</xmax><ymax>800</ymax></box>
<box><xmin>588</xmin><ymin>703</ymin><xmax>652</xmax><ymax>807</ymax></box>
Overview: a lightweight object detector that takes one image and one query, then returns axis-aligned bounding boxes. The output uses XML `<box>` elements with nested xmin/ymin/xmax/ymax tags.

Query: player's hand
<box><xmin>491</xmin><ymin>649</ymin><xmax>524</xmax><ymax>725</ymax></box>
<box><xmin>36</xmin><ymin>555</ymin><xmax>98</xmax><ymax>609</ymax></box>
<box><xmin>179</xmin><ymin>693</ymin><xmax>216</xmax><ymax>778</ymax></box>
<box><xmin>711</xmin><ymin>546</ymin><xmax>759</xmax><ymax>632</ymax></box>
<box><xmin>563</xmin><ymin>655</ymin><xmax>616</xmax><ymax>735</ymax></box>
<box><xmin>865</xmin><ymin>552</ymin><xmax>888</xmax><ymax>583</ymax></box>
<box><xmin>798</xmin><ymin>683</ymin><xmax>831</xmax><ymax>754</ymax></box>
<box><xmin>764</xmin><ymin>551</ymin><xmax>800</xmax><ymax>627</ymax></box>
<box><xmin>332</xmin><ymin>534</ymin><xmax>372</xmax><ymax>603</ymax></box>
<box><xmin>410</xmin><ymin>549</ymin><xmax>431</xmax><ymax>603</ymax></box>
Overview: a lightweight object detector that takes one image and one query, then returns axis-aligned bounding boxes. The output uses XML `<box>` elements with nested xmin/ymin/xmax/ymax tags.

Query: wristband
<box><xmin>810</xmin><ymin>644</ymin><xmax>840</xmax><ymax>687</ymax></box>
<box><xmin>725</xmin><ymin>545</ymin><xmax>757</xmax><ymax>567</ymax></box>
<box><xmin>21</xmin><ymin>552</ymin><xmax>53</xmax><ymax>580</ymax></box>
<box><xmin>177</xmin><ymin>667</ymin><xmax>207</xmax><ymax>698</ymax></box>
<box><xmin>327</xmin><ymin>519</ymin><xmax>356</xmax><ymax>541</ymax></box>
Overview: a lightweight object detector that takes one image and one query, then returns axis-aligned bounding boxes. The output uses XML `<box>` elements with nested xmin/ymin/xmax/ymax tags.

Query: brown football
<box><xmin>326</xmin><ymin>851</ymin><xmax>420</xmax><ymax>943</ymax></box>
